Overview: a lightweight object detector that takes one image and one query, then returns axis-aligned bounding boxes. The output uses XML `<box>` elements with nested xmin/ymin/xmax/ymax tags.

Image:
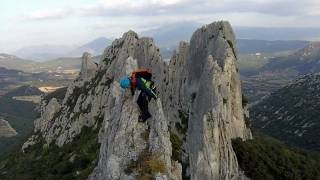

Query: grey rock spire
<box><xmin>22</xmin><ymin>21</ymin><xmax>251</xmax><ymax>180</ymax></box>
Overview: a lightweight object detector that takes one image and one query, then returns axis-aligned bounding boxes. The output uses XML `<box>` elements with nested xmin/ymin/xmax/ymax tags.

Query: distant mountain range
<box><xmin>67</xmin><ymin>37</ymin><xmax>112</xmax><ymax>57</ymax></box>
<box><xmin>234</xmin><ymin>26</ymin><xmax>320</xmax><ymax>41</ymax></box>
<box><xmin>241</xmin><ymin>41</ymin><xmax>320</xmax><ymax>102</ymax></box>
<box><xmin>0</xmin><ymin>53</ymin><xmax>100</xmax><ymax>73</ymax></box>
<box><xmin>13</xmin><ymin>37</ymin><xmax>112</xmax><ymax>62</ymax></box>
<box><xmin>2</xmin><ymin>36</ymin><xmax>312</xmax><ymax>73</ymax></box>
<box><xmin>142</xmin><ymin>23</ymin><xmax>313</xmax><ymax>58</ymax></box>
<box><xmin>142</xmin><ymin>22</ymin><xmax>320</xmax><ymax>49</ymax></box>
<box><xmin>237</xmin><ymin>39</ymin><xmax>309</xmax><ymax>54</ymax></box>
<box><xmin>142</xmin><ymin>22</ymin><xmax>200</xmax><ymax>51</ymax></box>
<box><xmin>0</xmin><ymin>53</ymin><xmax>37</xmax><ymax>71</ymax></box>
<box><xmin>14</xmin><ymin>45</ymin><xmax>75</xmax><ymax>62</ymax></box>
<box><xmin>262</xmin><ymin>42</ymin><xmax>320</xmax><ymax>76</ymax></box>
<box><xmin>251</xmin><ymin>73</ymin><xmax>320</xmax><ymax>151</ymax></box>
<box><xmin>10</xmin><ymin>23</ymin><xmax>320</xmax><ymax>61</ymax></box>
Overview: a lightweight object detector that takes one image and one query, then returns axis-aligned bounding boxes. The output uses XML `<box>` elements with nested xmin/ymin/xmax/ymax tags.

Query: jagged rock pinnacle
<box><xmin>80</xmin><ymin>52</ymin><xmax>98</xmax><ymax>81</ymax></box>
<box><xmin>20</xmin><ymin>21</ymin><xmax>251</xmax><ymax>180</ymax></box>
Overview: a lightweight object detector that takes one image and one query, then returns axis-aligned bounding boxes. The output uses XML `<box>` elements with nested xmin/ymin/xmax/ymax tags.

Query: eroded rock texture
<box><xmin>22</xmin><ymin>21</ymin><xmax>251</xmax><ymax>180</ymax></box>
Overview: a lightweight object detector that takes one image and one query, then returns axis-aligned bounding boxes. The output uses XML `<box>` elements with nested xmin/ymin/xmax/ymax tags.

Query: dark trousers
<box><xmin>137</xmin><ymin>92</ymin><xmax>152</xmax><ymax>121</ymax></box>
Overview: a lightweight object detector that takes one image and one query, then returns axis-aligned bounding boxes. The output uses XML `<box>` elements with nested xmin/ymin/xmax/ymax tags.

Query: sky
<box><xmin>1</xmin><ymin>0</ymin><xmax>320</xmax><ymax>52</ymax></box>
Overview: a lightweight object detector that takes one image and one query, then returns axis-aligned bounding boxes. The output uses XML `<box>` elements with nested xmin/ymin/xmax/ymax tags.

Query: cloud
<box><xmin>78</xmin><ymin>0</ymin><xmax>188</xmax><ymax>16</ymax></box>
<box><xmin>304</xmin><ymin>0</ymin><xmax>320</xmax><ymax>16</ymax></box>
<box><xmin>19</xmin><ymin>0</ymin><xmax>320</xmax><ymax>22</ymax></box>
<box><xmin>98</xmin><ymin>0</ymin><xmax>184</xmax><ymax>8</ymax></box>
<box><xmin>75</xmin><ymin>0</ymin><xmax>307</xmax><ymax>17</ymax></box>
<box><xmin>21</xmin><ymin>8</ymin><xmax>73</xmax><ymax>21</ymax></box>
<box><xmin>12</xmin><ymin>0</ymin><xmax>320</xmax><ymax>38</ymax></box>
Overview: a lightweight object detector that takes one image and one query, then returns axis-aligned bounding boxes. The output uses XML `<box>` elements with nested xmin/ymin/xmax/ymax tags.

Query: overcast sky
<box><xmin>1</xmin><ymin>0</ymin><xmax>320</xmax><ymax>52</ymax></box>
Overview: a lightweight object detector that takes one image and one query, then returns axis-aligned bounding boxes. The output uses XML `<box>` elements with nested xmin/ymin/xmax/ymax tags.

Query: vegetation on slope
<box><xmin>239</xmin><ymin>52</ymin><xmax>293</xmax><ymax>102</ymax></box>
<box><xmin>232</xmin><ymin>132</ymin><xmax>320</xmax><ymax>180</ymax></box>
<box><xmin>0</xmin><ymin>86</ymin><xmax>40</xmax><ymax>157</ymax></box>
<box><xmin>251</xmin><ymin>74</ymin><xmax>320</xmax><ymax>151</ymax></box>
<box><xmin>0</xmin><ymin>118</ymin><xmax>102</xmax><ymax>180</ymax></box>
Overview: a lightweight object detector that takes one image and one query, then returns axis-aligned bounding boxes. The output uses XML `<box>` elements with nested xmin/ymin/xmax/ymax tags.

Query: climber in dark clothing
<box><xmin>120</xmin><ymin>69</ymin><xmax>157</xmax><ymax>122</ymax></box>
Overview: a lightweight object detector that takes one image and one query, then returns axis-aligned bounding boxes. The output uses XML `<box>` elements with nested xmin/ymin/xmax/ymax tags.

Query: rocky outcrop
<box><xmin>19</xmin><ymin>21</ymin><xmax>251</xmax><ymax>180</ymax></box>
<box><xmin>0</xmin><ymin>119</ymin><xmax>17</xmax><ymax>138</ymax></box>
<box><xmin>161</xmin><ymin>22</ymin><xmax>251</xmax><ymax>179</ymax></box>
<box><xmin>80</xmin><ymin>52</ymin><xmax>98</xmax><ymax>80</ymax></box>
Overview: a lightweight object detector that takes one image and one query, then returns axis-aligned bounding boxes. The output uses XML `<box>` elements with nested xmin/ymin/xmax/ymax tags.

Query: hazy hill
<box><xmin>13</xmin><ymin>38</ymin><xmax>111</xmax><ymax>61</ymax></box>
<box><xmin>142</xmin><ymin>23</ymin><xmax>311</xmax><ymax>57</ymax></box>
<box><xmin>0</xmin><ymin>67</ymin><xmax>31</xmax><ymax>94</ymax></box>
<box><xmin>35</xmin><ymin>55</ymin><xmax>100</xmax><ymax>72</ymax></box>
<box><xmin>234</xmin><ymin>26</ymin><xmax>320</xmax><ymax>41</ymax></box>
<box><xmin>0</xmin><ymin>66</ymin><xmax>22</xmax><ymax>75</ymax></box>
<box><xmin>67</xmin><ymin>37</ymin><xmax>112</xmax><ymax>57</ymax></box>
<box><xmin>0</xmin><ymin>52</ymin><xmax>92</xmax><ymax>73</ymax></box>
<box><xmin>11</xmin><ymin>24</ymin><xmax>317</xmax><ymax>62</ymax></box>
<box><xmin>251</xmin><ymin>73</ymin><xmax>320</xmax><ymax>151</ymax></box>
<box><xmin>11</xmin><ymin>24</ymin><xmax>320</xmax><ymax>62</ymax></box>
<box><xmin>0</xmin><ymin>53</ymin><xmax>37</xmax><ymax>71</ymax></box>
<box><xmin>142</xmin><ymin>22</ymin><xmax>200</xmax><ymax>50</ymax></box>
<box><xmin>237</xmin><ymin>39</ymin><xmax>309</xmax><ymax>54</ymax></box>
<box><xmin>262</xmin><ymin>42</ymin><xmax>320</xmax><ymax>75</ymax></box>
<box><xmin>3</xmin><ymin>85</ymin><xmax>42</xmax><ymax>97</ymax></box>
<box><xmin>241</xmin><ymin>42</ymin><xmax>320</xmax><ymax>102</ymax></box>
<box><xmin>14</xmin><ymin>45</ymin><xmax>75</xmax><ymax>62</ymax></box>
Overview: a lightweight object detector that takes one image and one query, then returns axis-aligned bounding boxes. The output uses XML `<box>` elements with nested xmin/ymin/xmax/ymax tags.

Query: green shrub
<box><xmin>232</xmin><ymin>132</ymin><xmax>320</xmax><ymax>180</ymax></box>
<box><xmin>170</xmin><ymin>132</ymin><xmax>183</xmax><ymax>162</ymax></box>
<box><xmin>125</xmin><ymin>149</ymin><xmax>166</xmax><ymax>178</ymax></box>
<box><xmin>242</xmin><ymin>94</ymin><xmax>249</xmax><ymax>107</ymax></box>
<box><xmin>0</xmin><ymin>121</ymin><xmax>102</xmax><ymax>180</ymax></box>
<box><xmin>43</xmin><ymin>87</ymin><xmax>68</xmax><ymax>102</ymax></box>
<box><xmin>178</xmin><ymin>110</ymin><xmax>189</xmax><ymax>135</ymax></box>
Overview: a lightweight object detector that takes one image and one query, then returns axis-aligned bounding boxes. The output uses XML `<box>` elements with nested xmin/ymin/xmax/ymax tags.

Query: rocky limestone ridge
<box><xmin>21</xmin><ymin>21</ymin><xmax>251</xmax><ymax>180</ymax></box>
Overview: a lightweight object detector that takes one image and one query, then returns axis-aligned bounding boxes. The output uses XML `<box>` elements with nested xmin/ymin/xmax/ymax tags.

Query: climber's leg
<box><xmin>137</xmin><ymin>92</ymin><xmax>151</xmax><ymax>122</ymax></box>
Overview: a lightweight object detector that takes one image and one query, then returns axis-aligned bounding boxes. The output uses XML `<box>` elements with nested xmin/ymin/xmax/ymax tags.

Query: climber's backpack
<box><xmin>130</xmin><ymin>69</ymin><xmax>152</xmax><ymax>88</ymax></box>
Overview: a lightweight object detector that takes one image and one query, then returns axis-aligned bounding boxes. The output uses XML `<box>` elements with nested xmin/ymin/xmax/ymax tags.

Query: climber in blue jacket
<box><xmin>120</xmin><ymin>69</ymin><xmax>157</xmax><ymax>122</ymax></box>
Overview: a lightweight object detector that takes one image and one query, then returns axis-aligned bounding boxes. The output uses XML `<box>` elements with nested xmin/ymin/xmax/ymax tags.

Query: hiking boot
<box><xmin>138</xmin><ymin>113</ymin><xmax>151</xmax><ymax>122</ymax></box>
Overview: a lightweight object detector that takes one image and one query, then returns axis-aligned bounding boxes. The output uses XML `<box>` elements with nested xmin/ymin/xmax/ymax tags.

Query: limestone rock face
<box><xmin>34</xmin><ymin>98</ymin><xmax>61</xmax><ymax>133</ymax></box>
<box><xmin>80</xmin><ymin>52</ymin><xmax>98</xmax><ymax>80</ymax></box>
<box><xmin>185</xmin><ymin>22</ymin><xmax>251</xmax><ymax>180</ymax></box>
<box><xmin>158</xmin><ymin>21</ymin><xmax>252</xmax><ymax>179</ymax></box>
<box><xmin>22</xmin><ymin>21</ymin><xmax>251</xmax><ymax>180</ymax></box>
